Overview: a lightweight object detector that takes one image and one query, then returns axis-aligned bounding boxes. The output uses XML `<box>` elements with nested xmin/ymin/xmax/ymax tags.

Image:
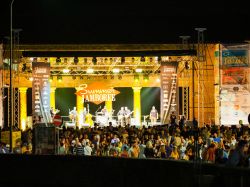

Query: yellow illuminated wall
<box><xmin>19</xmin><ymin>87</ymin><xmax>28</xmax><ymax>131</ymax></box>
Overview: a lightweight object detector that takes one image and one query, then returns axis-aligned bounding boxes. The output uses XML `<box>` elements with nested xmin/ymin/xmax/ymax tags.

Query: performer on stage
<box><xmin>150</xmin><ymin>106</ymin><xmax>158</xmax><ymax>126</ymax></box>
<box><xmin>117</xmin><ymin>107</ymin><xmax>125</xmax><ymax>126</ymax></box>
<box><xmin>69</xmin><ymin>107</ymin><xmax>77</xmax><ymax>123</ymax></box>
<box><xmin>124</xmin><ymin>107</ymin><xmax>133</xmax><ymax>125</ymax></box>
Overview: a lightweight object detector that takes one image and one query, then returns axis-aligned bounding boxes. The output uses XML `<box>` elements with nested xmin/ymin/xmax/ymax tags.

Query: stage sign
<box><xmin>32</xmin><ymin>62</ymin><xmax>51</xmax><ymax>124</ymax></box>
<box><xmin>220</xmin><ymin>47</ymin><xmax>250</xmax><ymax>125</ymax></box>
<box><xmin>75</xmin><ymin>82</ymin><xmax>120</xmax><ymax>105</ymax></box>
<box><xmin>160</xmin><ymin>62</ymin><xmax>179</xmax><ymax>124</ymax></box>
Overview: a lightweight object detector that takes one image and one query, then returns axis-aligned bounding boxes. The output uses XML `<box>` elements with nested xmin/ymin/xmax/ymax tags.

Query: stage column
<box><xmin>76</xmin><ymin>87</ymin><xmax>84</xmax><ymax>128</ymax></box>
<box><xmin>50</xmin><ymin>87</ymin><xmax>56</xmax><ymax>110</ymax></box>
<box><xmin>132</xmin><ymin>87</ymin><xmax>141</xmax><ymax>126</ymax></box>
<box><xmin>19</xmin><ymin>87</ymin><xmax>28</xmax><ymax>131</ymax></box>
<box><xmin>105</xmin><ymin>100</ymin><xmax>112</xmax><ymax>114</ymax></box>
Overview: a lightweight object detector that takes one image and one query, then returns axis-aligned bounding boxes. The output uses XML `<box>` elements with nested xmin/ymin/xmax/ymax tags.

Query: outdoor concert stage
<box><xmin>1</xmin><ymin>43</ymin><xmax>249</xmax><ymax>132</ymax></box>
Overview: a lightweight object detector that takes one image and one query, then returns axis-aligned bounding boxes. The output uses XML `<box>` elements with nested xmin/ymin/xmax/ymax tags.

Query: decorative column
<box><xmin>132</xmin><ymin>87</ymin><xmax>141</xmax><ymax>126</ymax></box>
<box><xmin>50</xmin><ymin>87</ymin><xmax>56</xmax><ymax>110</ymax></box>
<box><xmin>76</xmin><ymin>87</ymin><xmax>84</xmax><ymax>127</ymax></box>
<box><xmin>19</xmin><ymin>87</ymin><xmax>28</xmax><ymax>131</ymax></box>
<box><xmin>105</xmin><ymin>100</ymin><xmax>112</xmax><ymax>114</ymax></box>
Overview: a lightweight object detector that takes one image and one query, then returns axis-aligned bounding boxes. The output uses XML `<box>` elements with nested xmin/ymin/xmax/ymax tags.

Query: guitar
<box><xmin>125</xmin><ymin>111</ymin><xmax>134</xmax><ymax>118</ymax></box>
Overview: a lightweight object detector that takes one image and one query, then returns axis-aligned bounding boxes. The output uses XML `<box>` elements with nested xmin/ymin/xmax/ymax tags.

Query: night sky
<box><xmin>1</xmin><ymin>0</ymin><xmax>250</xmax><ymax>44</ymax></box>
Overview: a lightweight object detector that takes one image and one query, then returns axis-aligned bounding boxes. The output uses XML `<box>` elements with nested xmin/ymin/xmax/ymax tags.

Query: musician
<box><xmin>69</xmin><ymin>107</ymin><xmax>77</xmax><ymax>123</ymax></box>
<box><xmin>117</xmin><ymin>107</ymin><xmax>125</xmax><ymax>126</ymax></box>
<box><xmin>124</xmin><ymin>107</ymin><xmax>132</xmax><ymax>125</ymax></box>
<box><xmin>101</xmin><ymin>106</ymin><xmax>109</xmax><ymax>117</ymax></box>
<box><xmin>150</xmin><ymin>106</ymin><xmax>158</xmax><ymax>126</ymax></box>
<box><xmin>83</xmin><ymin>107</ymin><xmax>87</xmax><ymax>124</ymax></box>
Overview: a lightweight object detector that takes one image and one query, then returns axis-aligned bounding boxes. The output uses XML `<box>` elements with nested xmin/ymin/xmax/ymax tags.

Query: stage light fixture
<box><xmin>121</xmin><ymin>57</ymin><xmax>125</xmax><ymax>64</ymax></box>
<box><xmin>156</xmin><ymin>78</ymin><xmax>160</xmax><ymax>82</ymax></box>
<box><xmin>92</xmin><ymin>57</ymin><xmax>97</xmax><ymax>65</ymax></box>
<box><xmin>112</xmin><ymin>68</ymin><xmax>120</xmax><ymax>73</ymax></box>
<box><xmin>56</xmin><ymin>57</ymin><xmax>61</xmax><ymax>64</ymax></box>
<box><xmin>22</xmin><ymin>63</ymin><xmax>27</xmax><ymax>72</ymax></box>
<box><xmin>118</xmin><ymin>74</ymin><xmax>122</xmax><ymax>80</ymax></box>
<box><xmin>86</xmin><ymin>68</ymin><xmax>94</xmax><ymax>74</ymax></box>
<box><xmin>141</xmin><ymin>56</ymin><xmax>145</xmax><ymax>62</ymax></box>
<box><xmin>44</xmin><ymin>58</ymin><xmax>48</xmax><ymax>62</ymax></box>
<box><xmin>158</xmin><ymin>56</ymin><xmax>162</xmax><ymax>62</ymax></box>
<box><xmin>29</xmin><ymin>57</ymin><xmax>33</xmax><ymax>61</ymax></box>
<box><xmin>63</xmin><ymin>68</ymin><xmax>70</xmax><ymax>73</ymax></box>
<box><xmin>110</xmin><ymin>75</ymin><xmax>114</xmax><ymax>79</ymax></box>
<box><xmin>134</xmin><ymin>74</ymin><xmax>139</xmax><ymax>82</ymax></box>
<box><xmin>72</xmin><ymin>75</ymin><xmax>76</xmax><ymax>80</ymax></box>
<box><xmin>135</xmin><ymin>68</ymin><xmax>143</xmax><ymax>73</ymax></box>
<box><xmin>80</xmin><ymin>75</ymin><xmax>84</xmax><ymax>80</ymax></box>
<box><xmin>131</xmin><ymin>57</ymin><xmax>135</xmax><ymax>62</ymax></box>
<box><xmin>103</xmin><ymin>75</ymin><xmax>108</xmax><ymax>79</ymax></box>
<box><xmin>29</xmin><ymin>77</ymin><xmax>33</xmax><ymax>81</ymax></box>
<box><xmin>185</xmin><ymin>61</ymin><xmax>190</xmax><ymax>69</ymax></box>
<box><xmin>64</xmin><ymin>58</ymin><xmax>68</xmax><ymax>64</ymax></box>
<box><xmin>74</xmin><ymin>57</ymin><xmax>79</xmax><ymax>64</ymax></box>
<box><xmin>143</xmin><ymin>74</ymin><xmax>149</xmax><ymax>82</ymax></box>
<box><xmin>57</xmin><ymin>75</ymin><xmax>62</xmax><ymax>82</ymax></box>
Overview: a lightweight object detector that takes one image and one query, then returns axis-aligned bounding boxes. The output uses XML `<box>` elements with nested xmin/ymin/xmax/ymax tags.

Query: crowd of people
<box><xmin>1</xmin><ymin>119</ymin><xmax>250</xmax><ymax>167</ymax></box>
<box><xmin>2</xmin><ymin>117</ymin><xmax>249</xmax><ymax>168</ymax></box>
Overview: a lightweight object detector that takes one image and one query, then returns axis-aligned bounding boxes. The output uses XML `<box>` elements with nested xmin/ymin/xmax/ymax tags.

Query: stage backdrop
<box><xmin>27</xmin><ymin>87</ymin><xmax>160</xmax><ymax>122</ymax></box>
<box><xmin>220</xmin><ymin>44</ymin><xmax>250</xmax><ymax>125</ymax></box>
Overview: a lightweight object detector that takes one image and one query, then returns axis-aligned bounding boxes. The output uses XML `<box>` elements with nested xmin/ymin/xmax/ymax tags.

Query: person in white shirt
<box><xmin>84</xmin><ymin>141</ymin><xmax>92</xmax><ymax>156</ymax></box>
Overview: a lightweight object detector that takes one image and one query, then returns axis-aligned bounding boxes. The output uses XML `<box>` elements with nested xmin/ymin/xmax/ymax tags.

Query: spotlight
<box><xmin>112</xmin><ymin>68</ymin><xmax>120</xmax><ymax>73</ymax></box>
<box><xmin>156</xmin><ymin>78</ymin><xmax>160</xmax><ymax>82</ymax></box>
<box><xmin>49</xmin><ymin>76</ymin><xmax>53</xmax><ymax>82</ymax></box>
<box><xmin>118</xmin><ymin>74</ymin><xmax>122</xmax><ymax>80</ymax></box>
<box><xmin>185</xmin><ymin>61</ymin><xmax>190</xmax><ymax>69</ymax></box>
<box><xmin>74</xmin><ymin>57</ymin><xmax>79</xmax><ymax>64</ymax></box>
<box><xmin>22</xmin><ymin>63</ymin><xmax>27</xmax><ymax>72</ymax></box>
<box><xmin>57</xmin><ymin>75</ymin><xmax>62</xmax><ymax>82</ymax></box>
<box><xmin>84</xmin><ymin>58</ymin><xmax>88</xmax><ymax>64</ymax></box>
<box><xmin>72</xmin><ymin>75</ymin><xmax>76</xmax><ymax>80</ymax></box>
<box><xmin>92</xmin><ymin>57</ymin><xmax>97</xmax><ymax>65</ymax></box>
<box><xmin>135</xmin><ymin>68</ymin><xmax>143</xmax><ymax>73</ymax></box>
<box><xmin>143</xmin><ymin>74</ymin><xmax>149</xmax><ymax>82</ymax></box>
<box><xmin>64</xmin><ymin>58</ymin><xmax>67</xmax><ymax>64</ymax></box>
<box><xmin>134</xmin><ymin>74</ymin><xmax>139</xmax><ymax>82</ymax></box>
<box><xmin>141</xmin><ymin>56</ymin><xmax>145</xmax><ymax>62</ymax></box>
<box><xmin>29</xmin><ymin>77</ymin><xmax>33</xmax><ymax>81</ymax></box>
<box><xmin>103</xmin><ymin>75</ymin><xmax>108</xmax><ymax>79</ymax></box>
<box><xmin>110</xmin><ymin>75</ymin><xmax>114</xmax><ymax>79</ymax></box>
<box><xmin>56</xmin><ymin>57</ymin><xmax>61</xmax><ymax>64</ymax></box>
<box><xmin>86</xmin><ymin>68</ymin><xmax>94</xmax><ymax>74</ymax></box>
<box><xmin>80</xmin><ymin>75</ymin><xmax>83</xmax><ymax>80</ymax></box>
<box><xmin>63</xmin><ymin>68</ymin><xmax>70</xmax><ymax>73</ymax></box>
<box><xmin>121</xmin><ymin>57</ymin><xmax>125</xmax><ymax>64</ymax></box>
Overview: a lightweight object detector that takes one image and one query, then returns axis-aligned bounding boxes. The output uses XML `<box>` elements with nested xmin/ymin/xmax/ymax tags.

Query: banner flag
<box><xmin>32</xmin><ymin>62</ymin><xmax>50</xmax><ymax>124</ymax></box>
<box><xmin>160</xmin><ymin>61</ymin><xmax>179</xmax><ymax>124</ymax></box>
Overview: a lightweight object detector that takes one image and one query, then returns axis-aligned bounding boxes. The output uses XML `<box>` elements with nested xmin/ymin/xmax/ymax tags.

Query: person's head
<box><xmin>146</xmin><ymin>140</ymin><xmax>153</xmax><ymax>148</ymax></box>
<box><xmin>152</xmin><ymin>106</ymin><xmax>155</xmax><ymax>110</ymax></box>
<box><xmin>121</xmin><ymin>107</ymin><xmax>124</xmax><ymax>110</ymax></box>
<box><xmin>125</xmin><ymin>107</ymin><xmax>128</xmax><ymax>110</ymax></box>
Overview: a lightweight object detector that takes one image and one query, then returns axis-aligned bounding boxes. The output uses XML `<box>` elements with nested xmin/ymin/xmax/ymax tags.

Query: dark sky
<box><xmin>1</xmin><ymin>0</ymin><xmax>250</xmax><ymax>44</ymax></box>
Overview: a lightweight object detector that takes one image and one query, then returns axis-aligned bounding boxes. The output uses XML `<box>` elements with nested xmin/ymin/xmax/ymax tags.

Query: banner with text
<box><xmin>160</xmin><ymin>62</ymin><xmax>179</xmax><ymax>124</ymax></box>
<box><xmin>220</xmin><ymin>45</ymin><xmax>250</xmax><ymax>125</ymax></box>
<box><xmin>75</xmin><ymin>82</ymin><xmax>120</xmax><ymax>105</ymax></box>
<box><xmin>32</xmin><ymin>62</ymin><xmax>50</xmax><ymax>124</ymax></box>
